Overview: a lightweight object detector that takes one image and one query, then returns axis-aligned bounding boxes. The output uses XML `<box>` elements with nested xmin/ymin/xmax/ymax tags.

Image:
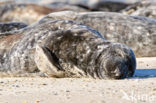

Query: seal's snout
<box><xmin>114</xmin><ymin>68</ymin><xmax>122</xmax><ymax>77</ymax></box>
<box><xmin>105</xmin><ymin>57</ymin><xmax>128</xmax><ymax>79</ymax></box>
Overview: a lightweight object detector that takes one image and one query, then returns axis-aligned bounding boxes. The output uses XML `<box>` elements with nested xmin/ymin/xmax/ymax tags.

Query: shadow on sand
<box><xmin>132</xmin><ymin>69</ymin><xmax>156</xmax><ymax>79</ymax></box>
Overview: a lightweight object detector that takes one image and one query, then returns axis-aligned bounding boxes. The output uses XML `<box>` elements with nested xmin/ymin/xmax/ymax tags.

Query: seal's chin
<box><xmin>105</xmin><ymin>57</ymin><xmax>129</xmax><ymax>79</ymax></box>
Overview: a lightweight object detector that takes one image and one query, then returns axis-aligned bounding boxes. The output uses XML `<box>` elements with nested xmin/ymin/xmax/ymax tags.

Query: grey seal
<box><xmin>0</xmin><ymin>20</ymin><xmax>136</xmax><ymax>79</ymax></box>
<box><xmin>0</xmin><ymin>3</ymin><xmax>67</xmax><ymax>24</ymax></box>
<box><xmin>39</xmin><ymin>11</ymin><xmax>156</xmax><ymax>57</ymax></box>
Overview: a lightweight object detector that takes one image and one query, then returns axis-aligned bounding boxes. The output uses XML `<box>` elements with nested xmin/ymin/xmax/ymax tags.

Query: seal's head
<box><xmin>98</xmin><ymin>43</ymin><xmax>136</xmax><ymax>79</ymax></box>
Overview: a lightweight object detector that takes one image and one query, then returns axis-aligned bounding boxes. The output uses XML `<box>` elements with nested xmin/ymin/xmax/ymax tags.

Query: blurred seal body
<box><xmin>39</xmin><ymin>11</ymin><xmax>156</xmax><ymax>57</ymax></box>
<box><xmin>0</xmin><ymin>22</ymin><xmax>27</xmax><ymax>33</ymax></box>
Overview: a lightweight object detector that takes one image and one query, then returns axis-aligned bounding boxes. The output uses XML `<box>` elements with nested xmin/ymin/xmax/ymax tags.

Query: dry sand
<box><xmin>0</xmin><ymin>57</ymin><xmax>156</xmax><ymax>103</ymax></box>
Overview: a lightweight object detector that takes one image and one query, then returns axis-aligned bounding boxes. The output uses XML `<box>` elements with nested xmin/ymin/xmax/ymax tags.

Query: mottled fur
<box><xmin>39</xmin><ymin>11</ymin><xmax>156</xmax><ymax>57</ymax></box>
<box><xmin>121</xmin><ymin>0</ymin><xmax>156</xmax><ymax>18</ymax></box>
<box><xmin>0</xmin><ymin>20</ymin><xmax>136</xmax><ymax>79</ymax></box>
<box><xmin>0</xmin><ymin>22</ymin><xmax>27</xmax><ymax>33</ymax></box>
<box><xmin>0</xmin><ymin>3</ymin><xmax>66</xmax><ymax>24</ymax></box>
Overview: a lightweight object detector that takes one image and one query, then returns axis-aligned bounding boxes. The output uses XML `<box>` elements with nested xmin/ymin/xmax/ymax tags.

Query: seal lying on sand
<box><xmin>38</xmin><ymin>0</ymin><xmax>132</xmax><ymax>11</ymax></box>
<box><xmin>0</xmin><ymin>3</ymin><xmax>67</xmax><ymax>24</ymax></box>
<box><xmin>39</xmin><ymin>11</ymin><xmax>156</xmax><ymax>57</ymax></box>
<box><xmin>0</xmin><ymin>20</ymin><xmax>136</xmax><ymax>79</ymax></box>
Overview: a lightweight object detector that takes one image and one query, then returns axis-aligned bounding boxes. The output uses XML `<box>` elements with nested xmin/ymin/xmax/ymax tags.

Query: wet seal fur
<box><xmin>0</xmin><ymin>20</ymin><xmax>136</xmax><ymax>79</ymax></box>
<box><xmin>39</xmin><ymin>11</ymin><xmax>156</xmax><ymax>57</ymax></box>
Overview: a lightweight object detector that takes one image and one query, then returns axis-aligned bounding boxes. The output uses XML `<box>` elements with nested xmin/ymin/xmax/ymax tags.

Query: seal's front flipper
<box><xmin>34</xmin><ymin>45</ymin><xmax>65</xmax><ymax>78</ymax></box>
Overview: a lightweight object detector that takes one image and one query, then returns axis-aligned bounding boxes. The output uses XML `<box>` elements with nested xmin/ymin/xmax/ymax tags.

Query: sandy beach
<box><xmin>0</xmin><ymin>0</ymin><xmax>156</xmax><ymax>103</ymax></box>
<box><xmin>0</xmin><ymin>57</ymin><xmax>156</xmax><ymax>103</ymax></box>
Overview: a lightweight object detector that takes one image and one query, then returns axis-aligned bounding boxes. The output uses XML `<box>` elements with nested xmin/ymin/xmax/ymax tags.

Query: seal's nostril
<box><xmin>115</xmin><ymin>72</ymin><xmax>121</xmax><ymax>77</ymax></box>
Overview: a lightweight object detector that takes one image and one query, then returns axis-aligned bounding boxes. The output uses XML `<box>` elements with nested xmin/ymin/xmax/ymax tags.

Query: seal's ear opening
<box><xmin>34</xmin><ymin>44</ymin><xmax>65</xmax><ymax>77</ymax></box>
